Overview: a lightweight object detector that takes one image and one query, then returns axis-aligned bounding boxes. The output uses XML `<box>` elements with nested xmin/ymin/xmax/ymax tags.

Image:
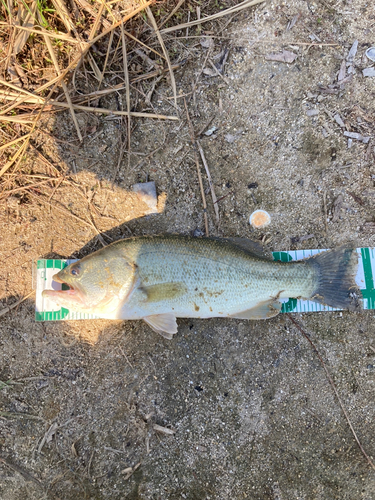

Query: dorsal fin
<box><xmin>211</xmin><ymin>237</ymin><xmax>272</xmax><ymax>260</ymax></box>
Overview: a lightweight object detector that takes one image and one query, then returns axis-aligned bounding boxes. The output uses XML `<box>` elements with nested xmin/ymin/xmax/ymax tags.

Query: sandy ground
<box><xmin>1</xmin><ymin>0</ymin><xmax>375</xmax><ymax>498</ymax></box>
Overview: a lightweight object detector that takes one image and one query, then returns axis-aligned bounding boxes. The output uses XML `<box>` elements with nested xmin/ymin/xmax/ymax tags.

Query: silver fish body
<box><xmin>42</xmin><ymin>235</ymin><xmax>361</xmax><ymax>338</ymax></box>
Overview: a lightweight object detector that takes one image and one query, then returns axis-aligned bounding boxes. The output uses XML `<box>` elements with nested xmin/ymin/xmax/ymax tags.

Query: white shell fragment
<box><xmin>132</xmin><ymin>181</ymin><xmax>158</xmax><ymax>214</ymax></box>
<box><xmin>334</xmin><ymin>113</ymin><xmax>345</xmax><ymax>128</ymax></box>
<box><xmin>249</xmin><ymin>210</ymin><xmax>271</xmax><ymax>229</ymax></box>
<box><xmin>344</xmin><ymin>131</ymin><xmax>371</xmax><ymax>143</ymax></box>
<box><xmin>204</xmin><ymin>126</ymin><xmax>217</xmax><ymax>136</ymax></box>
<box><xmin>347</xmin><ymin>40</ymin><xmax>358</xmax><ymax>61</ymax></box>
<box><xmin>363</xmin><ymin>67</ymin><xmax>375</xmax><ymax>77</ymax></box>
<box><xmin>365</xmin><ymin>47</ymin><xmax>375</xmax><ymax>62</ymax></box>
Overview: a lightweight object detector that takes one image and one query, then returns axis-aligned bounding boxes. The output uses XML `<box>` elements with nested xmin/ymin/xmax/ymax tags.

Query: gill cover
<box><xmin>44</xmin><ymin>246</ymin><xmax>138</xmax><ymax>314</ymax></box>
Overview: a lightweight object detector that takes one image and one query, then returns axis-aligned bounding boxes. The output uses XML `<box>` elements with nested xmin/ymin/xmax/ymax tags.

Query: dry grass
<box><xmin>0</xmin><ymin>0</ymin><xmax>263</xmax><ymax>207</ymax></box>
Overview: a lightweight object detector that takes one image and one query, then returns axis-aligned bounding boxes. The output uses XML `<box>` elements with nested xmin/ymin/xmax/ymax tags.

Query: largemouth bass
<box><xmin>42</xmin><ymin>235</ymin><xmax>361</xmax><ymax>339</ymax></box>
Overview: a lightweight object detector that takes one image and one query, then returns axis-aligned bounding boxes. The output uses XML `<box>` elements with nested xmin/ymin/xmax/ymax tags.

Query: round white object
<box><xmin>249</xmin><ymin>210</ymin><xmax>271</xmax><ymax>229</ymax></box>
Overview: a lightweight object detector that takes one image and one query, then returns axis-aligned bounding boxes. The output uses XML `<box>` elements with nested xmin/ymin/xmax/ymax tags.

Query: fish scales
<box><xmin>114</xmin><ymin>236</ymin><xmax>316</xmax><ymax>318</ymax></box>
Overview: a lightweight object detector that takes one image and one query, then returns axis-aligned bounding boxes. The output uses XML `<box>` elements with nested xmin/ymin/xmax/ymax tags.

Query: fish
<box><xmin>42</xmin><ymin>235</ymin><xmax>361</xmax><ymax>339</ymax></box>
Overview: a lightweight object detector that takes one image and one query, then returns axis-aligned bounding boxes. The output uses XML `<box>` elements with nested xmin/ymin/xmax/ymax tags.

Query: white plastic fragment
<box><xmin>306</xmin><ymin>109</ymin><xmax>319</xmax><ymax>117</ymax></box>
<box><xmin>348</xmin><ymin>138</ymin><xmax>353</xmax><ymax>149</ymax></box>
<box><xmin>363</xmin><ymin>67</ymin><xmax>375</xmax><ymax>77</ymax></box>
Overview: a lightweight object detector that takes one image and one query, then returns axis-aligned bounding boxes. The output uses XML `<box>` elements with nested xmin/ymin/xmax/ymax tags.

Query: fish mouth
<box><xmin>42</xmin><ymin>273</ymin><xmax>86</xmax><ymax>308</ymax></box>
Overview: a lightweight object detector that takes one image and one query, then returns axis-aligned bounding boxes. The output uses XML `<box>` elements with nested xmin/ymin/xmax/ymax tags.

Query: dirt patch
<box><xmin>1</xmin><ymin>1</ymin><xmax>375</xmax><ymax>499</ymax></box>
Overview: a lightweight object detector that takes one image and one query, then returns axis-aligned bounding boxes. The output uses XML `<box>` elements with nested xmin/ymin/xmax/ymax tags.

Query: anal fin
<box><xmin>230</xmin><ymin>300</ymin><xmax>282</xmax><ymax>320</ymax></box>
<box><xmin>143</xmin><ymin>313</ymin><xmax>178</xmax><ymax>339</ymax></box>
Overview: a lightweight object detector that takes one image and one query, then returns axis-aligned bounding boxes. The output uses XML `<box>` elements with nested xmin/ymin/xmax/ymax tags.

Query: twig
<box><xmin>0</xmin><ymin>457</ymin><xmax>43</xmax><ymax>488</ymax></box>
<box><xmin>39</xmin><ymin>15</ymin><xmax>82</xmax><ymax>141</ymax></box>
<box><xmin>196</xmin><ymin>141</ymin><xmax>219</xmax><ymax>222</ymax></box>
<box><xmin>0</xmin><ymin>291</ymin><xmax>34</xmax><ymax>318</ymax></box>
<box><xmin>97</xmin><ymin>29</ymin><xmax>114</xmax><ymax>90</ymax></box>
<box><xmin>287</xmin><ymin>314</ymin><xmax>375</xmax><ymax>472</ymax></box>
<box><xmin>131</xmin><ymin>63</ymin><xmax>181</xmax><ymax>84</ymax></box>
<box><xmin>121</xmin><ymin>22</ymin><xmax>131</xmax><ymax>172</ymax></box>
<box><xmin>33</xmin><ymin>102</ymin><xmax>179</xmax><ymax>121</ymax></box>
<box><xmin>27</xmin><ymin>192</ymin><xmax>106</xmax><ymax>245</ymax></box>
<box><xmin>0</xmin><ymin>133</ymin><xmax>30</xmax><ymax>152</ymax></box>
<box><xmin>161</xmin><ymin>0</ymin><xmax>264</xmax><ymax>34</ymax></box>
<box><xmin>158</xmin><ymin>0</ymin><xmax>186</xmax><ymax>29</ymax></box>
<box><xmin>323</xmin><ymin>190</ymin><xmax>328</xmax><ymax>234</ymax></box>
<box><xmin>147</xmin><ymin>6</ymin><xmax>177</xmax><ymax>109</ymax></box>
<box><xmin>0</xmin><ymin>411</ymin><xmax>44</xmax><ymax>421</ymax></box>
<box><xmin>184</xmin><ymin>99</ymin><xmax>209</xmax><ymax>236</ymax></box>
<box><xmin>208</xmin><ymin>59</ymin><xmax>230</xmax><ymax>84</ymax></box>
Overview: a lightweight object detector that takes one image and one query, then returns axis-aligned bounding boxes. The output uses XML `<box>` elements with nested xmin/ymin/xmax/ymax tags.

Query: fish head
<box><xmin>42</xmin><ymin>248</ymin><xmax>137</xmax><ymax>314</ymax></box>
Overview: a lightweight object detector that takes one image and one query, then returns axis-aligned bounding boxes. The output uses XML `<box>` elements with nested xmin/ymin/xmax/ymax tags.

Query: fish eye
<box><xmin>70</xmin><ymin>266</ymin><xmax>80</xmax><ymax>276</ymax></box>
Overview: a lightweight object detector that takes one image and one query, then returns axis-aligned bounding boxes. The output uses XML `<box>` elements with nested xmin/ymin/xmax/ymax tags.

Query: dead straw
<box><xmin>120</xmin><ymin>22</ymin><xmax>131</xmax><ymax>171</ymax></box>
<box><xmin>146</xmin><ymin>5</ymin><xmax>177</xmax><ymax>108</ymax></box>
<box><xmin>184</xmin><ymin>98</ymin><xmax>209</xmax><ymax>236</ymax></box>
<box><xmin>161</xmin><ymin>0</ymin><xmax>265</xmax><ymax>34</ymax></box>
<box><xmin>196</xmin><ymin>140</ymin><xmax>219</xmax><ymax>223</ymax></box>
<box><xmin>0</xmin><ymin>290</ymin><xmax>34</xmax><ymax>317</ymax></box>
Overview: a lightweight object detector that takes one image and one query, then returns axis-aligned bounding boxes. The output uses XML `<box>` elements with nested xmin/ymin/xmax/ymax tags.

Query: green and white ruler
<box><xmin>35</xmin><ymin>248</ymin><xmax>375</xmax><ymax>321</ymax></box>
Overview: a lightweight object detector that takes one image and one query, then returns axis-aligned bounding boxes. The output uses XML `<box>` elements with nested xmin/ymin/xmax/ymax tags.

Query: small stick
<box><xmin>196</xmin><ymin>140</ymin><xmax>219</xmax><ymax>223</ymax></box>
<box><xmin>146</xmin><ymin>6</ymin><xmax>177</xmax><ymax>108</ymax></box>
<box><xmin>27</xmin><ymin>192</ymin><xmax>106</xmax><ymax>246</ymax></box>
<box><xmin>121</xmin><ymin>22</ymin><xmax>131</xmax><ymax>172</ymax></box>
<box><xmin>323</xmin><ymin>190</ymin><xmax>328</xmax><ymax>234</ymax></box>
<box><xmin>0</xmin><ymin>457</ymin><xmax>43</xmax><ymax>487</ymax></box>
<box><xmin>287</xmin><ymin>314</ymin><xmax>375</xmax><ymax>472</ymax></box>
<box><xmin>208</xmin><ymin>60</ymin><xmax>230</xmax><ymax>85</ymax></box>
<box><xmin>0</xmin><ymin>179</ymin><xmax>57</xmax><ymax>198</ymax></box>
<box><xmin>41</xmin><ymin>23</ymin><xmax>83</xmax><ymax>141</ymax></box>
<box><xmin>97</xmin><ymin>29</ymin><xmax>114</xmax><ymax>90</ymax></box>
<box><xmin>0</xmin><ymin>291</ymin><xmax>34</xmax><ymax>318</ymax></box>
<box><xmin>184</xmin><ymin>99</ymin><xmax>209</xmax><ymax>236</ymax></box>
<box><xmin>0</xmin><ymin>133</ymin><xmax>30</xmax><ymax>151</ymax></box>
<box><xmin>161</xmin><ymin>0</ymin><xmax>264</xmax><ymax>34</ymax></box>
<box><xmin>153</xmin><ymin>424</ymin><xmax>176</xmax><ymax>435</ymax></box>
<box><xmin>158</xmin><ymin>0</ymin><xmax>186</xmax><ymax>29</ymax></box>
<box><xmin>37</xmin><ymin>102</ymin><xmax>179</xmax><ymax>121</ymax></box>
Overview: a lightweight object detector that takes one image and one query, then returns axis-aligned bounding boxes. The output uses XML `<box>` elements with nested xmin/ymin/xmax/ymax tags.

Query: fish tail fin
<box><xmin>307</xmin><ymin>247</ymin><xmax>361</xmax><ymax>311</ymax></box>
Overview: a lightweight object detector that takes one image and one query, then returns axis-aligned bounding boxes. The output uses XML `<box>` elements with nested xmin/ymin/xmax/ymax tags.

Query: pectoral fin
<box><xmin>230</xmin><ymin>300</ymin><xmax>282</xmax><ymax>320</ymax></box>
<box><xmin>143</xmin><ymin>282</ymin><xmax>187</xmax><ymax>303</ymax></box>
<box><xmin>143</xmin><ymin>313</ymin><xmax>178</xmax><ymax>339</ymax></box>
